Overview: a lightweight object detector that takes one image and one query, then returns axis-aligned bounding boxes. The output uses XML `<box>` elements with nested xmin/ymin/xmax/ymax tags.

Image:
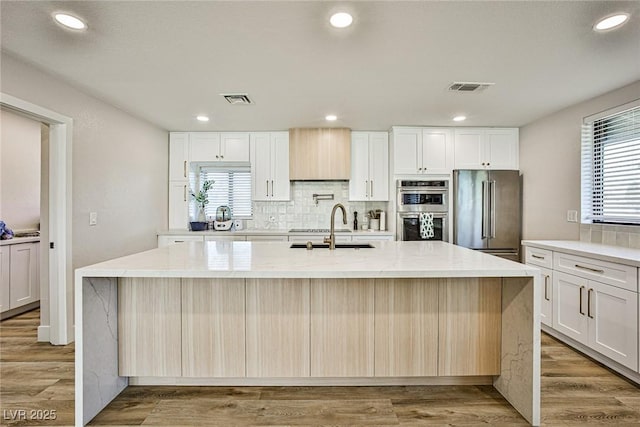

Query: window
<box><xmin>582</xmin><ymin>102</ymin><xmax>640</xmax><ymax>225</ymax></box>
<box><xmin>190</xmin><ymin>163</ymin><xmax>252</xmax><ymax>219</ymax></box>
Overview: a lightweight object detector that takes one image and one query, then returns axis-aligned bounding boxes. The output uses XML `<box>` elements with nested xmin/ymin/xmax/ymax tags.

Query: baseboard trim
<box><xmin>37</xmin><ymin>325</ymin><xmax>50</xmax><ymax>342</ymax></box>
<box><xmin>0</xmin><ymin>301</ymin><xmax>40</xmax><ymax>321</ymax></box>
<box><xmin>129</xmin><ymin>375</ymin><xmax>495</xmax><ymax>386</ymax></box>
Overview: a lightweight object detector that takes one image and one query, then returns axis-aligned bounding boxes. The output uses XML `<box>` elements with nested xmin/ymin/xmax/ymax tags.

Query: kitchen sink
<box><xmin>290</xmin><ymin>243</ymin><xmax>374</xmax><ymax>249</ymax></box>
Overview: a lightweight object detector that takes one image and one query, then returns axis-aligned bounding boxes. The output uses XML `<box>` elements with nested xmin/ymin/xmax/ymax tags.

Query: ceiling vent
<box><xmin>447</xmin><ymin>82</ymin><xmax>494</xmax><ymax>93</ymax></box>
<box><xmin>221</xmin><ymin>93</ymin><xmax>253</xmax><ymax>105</ymax></box>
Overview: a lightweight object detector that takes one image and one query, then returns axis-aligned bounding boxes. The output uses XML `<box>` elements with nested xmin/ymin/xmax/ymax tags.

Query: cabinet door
<box><xmin>169</xmin><ymin>132</ymin><xmax>189</xmax><ymax>180</ymax></box>
<box><xmin>454</xmin><ymin>129</ymin><xmax>485</xmax><ymax>169</ymax></box>
<box><xmin>393</xmin><ymin>128</ymin><xmax>421</xmax><ymax>174</ymax></box>
<box><xmin>246</xmin><ymin>279</ymin><xmax>310</xmax><ymax>377</ymax></box>
<box><xmin>422</xmin><ymin>128</ymin><xmax>453</xmax><ymax>174</ymax></box>
<box><xmin>250</xmin><ymin>132</ymin><xmax>272</xmax><ymax>201</ymax></box>
<box><xmin>220</xmin><ymin>132</ymin><xmax>250</xmax><ymax>162</ymax></box>
<box><xmin>270</xmin><ymin>132</ymin><xmax>290</xmax><ymax>201</ymax></box>
<box><xmin>374</xmin><ymin>279</ymin><xmax>438</xmax><ymax>376</ymax></box>
<box><xmin>168</xmin><ymin>181</ymin><xmax>189</xmax><ymax>230</ymax></box>
<box><xmin>553</xmin><ymin>271</ymin><xmax>589</xmax><ymax>345</ymax></box>
<box><xmin>0</xmin><ymin>247</ymin><xmax>10</xmax><ymax>313</ymax></box>
<box><xmin>368</xmin><ymin>132</ymin><xmax>389</xmax><ymax>201</ymax></box>
<box><xmin>539</xmin><ymin>267</ymin><xmax>553</xmax><ymax>327</ymax></box>
<box><xmin>349</xmin><ymin>132</ymin><xmax>370</xmax><ymax>201</ymax></box>
<box><xmin>190</xmin><ymin>132</ymin><xmax>221</xmax><ymax>161</ymax></box>
<box><xmin>9</xmin><ymin>243</ymin><xmax>38</xmax><ymax>309</ymax></box>
<box><xmin>182</xmin><ymin>278</ymin><xmax>245</xmax><ymax>377</ymax></box>
<box><xmin>588</xmin><ymin>281</ymin><xmax>638</xmax><ymax>370</ymax></box>
<box><xmin>486</xmin><ymin>128</ymin><xmax>519</xmax><ymax>169</ymax></box>
<box><xmin>310</xmin><ymin>278</ymin><xmax>374</xmax><ymax>377</ymax></box>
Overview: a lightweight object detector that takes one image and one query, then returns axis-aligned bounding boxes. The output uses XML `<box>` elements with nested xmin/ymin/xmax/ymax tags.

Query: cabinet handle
<box><xmin>587</xmin><ymin>288</ymin><xmax>594</xmax><ymax>319</ymax></box>
<box><xmin>544</xmin><ymin>275</ymin><xmax>550</xmax><ymax>301</ymax></box>
<box><xmin>365</xmin><ymin>180</ymin><xmax>369</xmax><ymax>197</ymax></box>
<box><xmin>183</xmin><ymin>160</ymin><xmax>187</xmax><ymax>178</ymax></box>
<box><xmin>221</xmin><ymin>155</ymin><xmax>224</xmax><ymax>159</ymax></box>
<box><xmin>370</xmin><ymin>180</ymin><xmax>373</xmax><ymax>198</ymax></box>
<box><xmin>482</xmin><ymin>162</ymin><xmax>485</xmax><ymax>166</ymax></box>
<box><xmin>487</xmin><ymin>162</ymin><xmax>490</xmax><ymax>166</ymax></box>
<box><xmin>266</xmin><ymin>180</ymin><xmax>269</xmax><ymax>197</ymax></box>
<box><xmin>574</xmin><ymin>264</ymin><xmax>604</xmax><ymax>274</ymax></box>
<box><xmin>183</xmin><ymin>185</ymin><xmax>187</xmax><ymax>202</ymax></box>
<box><xmin>271</xmin><ymin>180</ymin><xmax>274</xmax><ymax>197</ymax></box>
<box><xmin>418</xmin><ymin>167</ymin><xmax>422</xmax><ymax>172</ymax></box>
<box><xmin>532</xmin><ymin>254</ymin><xmax>545</xmax><ymax>260</ymax></box>
<box><xmin>579</xmin><ymin>285</ymin><xmax>585</xmax><ymax>315</ymax></box>
<box><xmin>216</xmin><ymin>155</ymin><xmax>220</xmax><ymax>159</ymax></box>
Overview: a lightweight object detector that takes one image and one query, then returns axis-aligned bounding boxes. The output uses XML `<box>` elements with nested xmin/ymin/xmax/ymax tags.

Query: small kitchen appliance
<box><xmin>214</xmin><ymin>205</ymin><xmax>233</xmax><ymax>231</ymax></box>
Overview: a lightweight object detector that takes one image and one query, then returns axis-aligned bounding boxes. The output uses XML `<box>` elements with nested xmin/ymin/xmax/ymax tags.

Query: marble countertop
<box><xmin>77</xmin><ymin>240</ymin><xmax>537</xmax><ymax>279</ymax></box>
<box><xmin>522</xmin><ymin>240</ymin><xmax>640</xmax><ymax>267</ymax></box>
<box><xmin>0</xmin><ymin>236</ymin><xmax>40</xmax><ymax>246</ymax></box>
<box><xmin>158</xmin><ymin>229</ymin><xmax>394</xmax><ymax>236</ymax></box>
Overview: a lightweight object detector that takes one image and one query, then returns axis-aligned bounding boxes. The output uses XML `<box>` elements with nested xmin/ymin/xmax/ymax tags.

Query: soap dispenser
<box><xmin>353</xmin><ymin>211</ymin><xmax>358</xmax><ymax>231</ymax></box>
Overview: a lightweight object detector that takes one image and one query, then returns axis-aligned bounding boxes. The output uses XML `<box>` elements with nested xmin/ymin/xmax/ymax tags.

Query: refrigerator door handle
<box><xmin>481</xmin><ymin>181</ymin><xmax>488</xmax><ymax>239</ymax></box>
<box><xmin>490</xmin><ymin>180</ymin><xmax>496</xmax><ymax>238</ymax></box>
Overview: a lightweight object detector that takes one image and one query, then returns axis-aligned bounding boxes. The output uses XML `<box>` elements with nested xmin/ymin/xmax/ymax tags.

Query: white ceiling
<box><xmin>1</xmin><ymin>1</ymin><xmax>639</xmax><ymax>131</ymax></box>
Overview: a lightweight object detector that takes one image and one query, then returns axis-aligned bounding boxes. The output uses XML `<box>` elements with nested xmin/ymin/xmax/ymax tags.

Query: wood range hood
<box><xmin>289</xmin><ymin>128</ymin><xmax>351</xmax><ymax>180</ymax></box>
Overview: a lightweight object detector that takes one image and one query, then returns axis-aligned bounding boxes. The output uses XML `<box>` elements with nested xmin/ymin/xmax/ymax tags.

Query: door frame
<box><xmin>1</xmin><ymin>92</ymin><xmax>73</xmax><ymax>345</ymax></box>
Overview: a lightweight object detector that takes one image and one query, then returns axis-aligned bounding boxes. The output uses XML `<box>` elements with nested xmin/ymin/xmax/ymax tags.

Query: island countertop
<box><xmin>76</xmin><ymin>240</ymin><xmax>537</xmax><ymax>279</ymax></box>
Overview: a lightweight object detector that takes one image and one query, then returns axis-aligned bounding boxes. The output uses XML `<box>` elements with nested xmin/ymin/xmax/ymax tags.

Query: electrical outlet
<box><xmin>233</xmin><ymin>220</ymin><xmax>243</xmax><ymax>230</ymax></box>
<box><xmin>89</xmin><ymin>212</ymin><xmax>98</xmax><ymax>226</ymax></box>
<box><xmin>567</xmin><ymin>210</ymin><xmax>578</xmax><ymax>223</ymax></box>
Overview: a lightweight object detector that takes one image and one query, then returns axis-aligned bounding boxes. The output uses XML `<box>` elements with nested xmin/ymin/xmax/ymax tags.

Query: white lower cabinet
<box><xmin>1</xmin><ymin>242</ymin><xmax>40</xmax><ymax>315</ymax></box>
<box><xmin>158</xmin><ymin>235</ymin><xmax>204</xmax><ymax>247</ymax></box>
<box><xmin>0</xmin><ymin>246</ymin><xmax>11</xmax><ymax>313</ymax></box>
<box><xmin>553</xmin><ymin>271</ymin><xmax>589</xmax><ymax>343</ymax></box>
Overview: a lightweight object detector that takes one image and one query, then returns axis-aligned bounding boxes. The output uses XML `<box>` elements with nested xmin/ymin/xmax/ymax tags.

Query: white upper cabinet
<box><xmin>392</xmin><ymin>127</ymin><xmax>453</xmax><ymax>175</ymax></box>
<box><xmin>454</xmin><ymin>128</ymin><xmax>519</xmax><ymax>170</ymax></box>
<box><xmin>168</xmin><ymin>181</ymin><xmax>189</xmax><ymax>230</ymax></box>
<box><xmin>349</xmin><ymin>132</ymin><xmax>389</xmax><ymax>201</ymax></box>
<box><xmin>250</xmin><ymin>132</ymin><xmax>290</xmax><ymax>201</ymax></box>
<box><xmin>189</xmin><ymin>132</ymin><xmax>249</xmax><ymax>162</ymax></box>
<box><xmin>169</xmin><ymin>133</ymin><xmax>189</xmax><ymax>181</ymax></box>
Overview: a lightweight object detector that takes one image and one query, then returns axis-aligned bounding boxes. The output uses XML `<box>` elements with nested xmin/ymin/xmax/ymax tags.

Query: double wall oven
<box><xmin>396</xmin><ymin>179</ymin><xmax>449</xmax><ymax>242</ymax></box>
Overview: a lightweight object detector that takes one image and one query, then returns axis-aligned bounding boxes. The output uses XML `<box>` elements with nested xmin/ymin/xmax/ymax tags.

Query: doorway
<box><xmin>1</xmin><ymin>93</ymin><xmax>73</xmax><ymax>345</ymax></box>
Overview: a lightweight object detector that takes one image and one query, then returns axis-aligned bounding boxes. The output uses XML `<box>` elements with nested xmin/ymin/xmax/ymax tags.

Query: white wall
<box><xmin>1</xmin><ymin>52</ymin><xmax>169</xmax><ymax>270</ymax></box>
<box><xmin>520</xmin><ymin>80</ymin><xmax>640</xmax><ymax>240</ymax></box>
<box><xmin>0</xmin><ymin>109</ymin><xmax>41</xmax><ymax>230</ymax></box>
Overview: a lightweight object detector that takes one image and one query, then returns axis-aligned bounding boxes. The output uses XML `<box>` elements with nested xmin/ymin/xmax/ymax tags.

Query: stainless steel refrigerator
<box><xmin>452</xmin><ymin>170</ymin><xmax>522</xmax><ymax>261</ymax></box>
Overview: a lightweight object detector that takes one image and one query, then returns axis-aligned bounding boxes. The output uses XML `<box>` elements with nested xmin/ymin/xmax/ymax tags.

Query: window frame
<box><xmin>190</xmin><ymin>162</ymin><xmax>253</xmax><ymax>220</ymax></box>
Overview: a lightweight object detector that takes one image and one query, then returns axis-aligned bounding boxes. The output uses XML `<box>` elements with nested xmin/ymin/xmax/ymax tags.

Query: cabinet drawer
<box><xmin>524</xmin><ymin>247</ymin><xmax>553</xmax><ymax>268</ymax></box>
<box><xmin>157</xmin><ymin>235</ymin><xmax>204</xmax><ymax>248</ymax></box>
<box><xmin>554</xmin><ymin>252</ymin><xmax>637</xmax><ymax>292</ymax></box>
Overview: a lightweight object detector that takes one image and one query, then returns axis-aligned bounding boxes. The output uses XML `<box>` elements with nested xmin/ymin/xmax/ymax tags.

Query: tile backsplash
<box><xmin>580</xmin><ymin>223</ymin><xmax>640</xmax><ymax>249</ymax></box>
<box><xmin>245</xmin><ymin>181</ymin><xmax>388</xmax><ymax>231</ymax></box>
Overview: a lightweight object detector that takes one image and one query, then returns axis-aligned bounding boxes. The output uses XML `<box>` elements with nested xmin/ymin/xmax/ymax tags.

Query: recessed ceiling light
<box><xmin>325</xmin><ymin>114</ymin><xmax>337</xmax><ymax>121</ymax></box>
<box><xmin>196</xmin><ymin>115</ymin><xmax>210</xmax><ymax>122</ymax></box>
<box><xmin>330</xmin><ymin>12</ymin><xmax>353</xmax><ymax>28</ymax></box>
<box><xmin>453</xmin><ymin>115</ymin><xmax>467</xmax><ymax>122</ymax></box>
<box><xmin>594</xmin><ymin>13</ymin><xmax>630</xmax><ymax>32</ymax></box>
<box><xmin>53</xmin><ymin>13</ymin><xmax>87</xmax><ymax>30</ymax></box>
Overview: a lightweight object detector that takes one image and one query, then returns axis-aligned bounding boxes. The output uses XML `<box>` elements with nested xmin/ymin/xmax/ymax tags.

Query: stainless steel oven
<box><xmin>396</xmin><ymin>180</ymin><xmax>449</xmax><ymax>241</ymax></box>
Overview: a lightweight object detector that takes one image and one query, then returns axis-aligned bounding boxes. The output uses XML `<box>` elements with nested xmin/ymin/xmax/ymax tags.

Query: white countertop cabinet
<box><xmin>169</xmin><ymin>133</ymin><xmax>190</xmax><ymax>230</ymax></box>
<box><xmin>349</xmin><ymin>131</ymin><xmax>389</xmax><ymax>201</ymax></box>
<box><xmin>250</xmin><ymin>132</ymin><xmax>290</xmax><ymax>201</ymax></box>
<box><xmin>1</xmin><ymin>241</ymin><xmax>40</xmax><ymax>316</ymax></box>
<box><xmin>0</xmin><ymin>246</ymin><xmax>10</xmax><ymax>313</ymax></box>
<box><xmin>524</xmin><ymin>240</ymin><xmax>639</xmax><ymax>378</ymax></box>
<box><xmin>454</xmin><ymin>128</ymin><xmax>519</xmax><ymax>170</ymax></box>
<box><xmin>392</xmin><ymin>127</ymin><xmax>453</xmax><ymax>175</ymax></box>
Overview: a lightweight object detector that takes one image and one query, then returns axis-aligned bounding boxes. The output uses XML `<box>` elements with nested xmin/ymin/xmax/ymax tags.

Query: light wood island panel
<box><xmin>246</xmin><ymin>278</ymin><xmax>310</xmax><ymax>377</ymax></box>
<box><xmin>310</xmin><ymin>278</ymin><xmax>374</xmax><ymax>377</ymax></box>
<box><xmin>438</xmin><ymin>278</ymin><xmax>502</xmax><ymax>376</ymax></box>
<box><xmin>118</xmin><ymin>278</ymin><xmax>181</xmax><ymax>377</ymax></box>
<box><xmin>374</xmin><ymin>278</ymin><xmax>439</xmax><ymax>376</ymax></box>
<box><xmin>182</xmin><ymin>278</ymin><xmax>245</xmax><ymax>377</ymax></box>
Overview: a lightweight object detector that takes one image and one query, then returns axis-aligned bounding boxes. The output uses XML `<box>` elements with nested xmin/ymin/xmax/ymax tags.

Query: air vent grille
<box><xmin>221</xmin><ymin>93</ymin><xmax>253</xmax><ymax>104</ymax></box>
<box><xmin>448</xmin><ymin>82</ymin><xmax>494</xmax><ymax>92</ymax></box>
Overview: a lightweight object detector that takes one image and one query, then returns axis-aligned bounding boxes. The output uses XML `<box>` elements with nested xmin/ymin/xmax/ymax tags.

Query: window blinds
<box><xmin>192</xmin><ymin>164</ymin><xmax>253</xmax><ymax>219</ymax></box>
<box><xmin>582</xmin><ymin>104</ymin><xmax>640</xmax><ymax>225</ymax></box>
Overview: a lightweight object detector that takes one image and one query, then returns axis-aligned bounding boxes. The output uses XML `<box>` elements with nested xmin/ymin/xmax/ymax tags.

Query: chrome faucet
<box><xmin>324</xmin><ymin>203</ymin><xmax>348</xmax><ymax>250</ymax></box>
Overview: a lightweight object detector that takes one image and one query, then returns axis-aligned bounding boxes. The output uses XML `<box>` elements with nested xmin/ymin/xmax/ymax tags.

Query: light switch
<box><xmin>89</xmin><ymin>212</ymin><xmax>98</xmax><ymax>226</ymax></box>
<box><xmin>567</xmin><ymin>210</ymin><xmax>578</xmax><ymax>223</ymax></box>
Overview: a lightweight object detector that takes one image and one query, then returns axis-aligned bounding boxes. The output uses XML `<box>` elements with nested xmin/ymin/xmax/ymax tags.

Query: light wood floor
<box><xmin>2</xmin><ymin>309</ymin><xmax>640</xmax><ymax>426</ymax></box>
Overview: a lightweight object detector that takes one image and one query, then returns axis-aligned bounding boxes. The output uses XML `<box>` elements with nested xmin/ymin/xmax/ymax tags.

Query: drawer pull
<box><xmin>579</xmin><ymin>285</ymin><xmax>585</xmax><ymax>315</ymax></box>
<box><xmin>531</xmin><ymin>254</ymin><xmax>545</xmax><ymax>260</ymax></box>
<box><xmin>544</xmin><ymin>275</ymin><xmax>550</xmax><ymax>301</ymax></box>
<box><xmin>574</xmin><ymin>264</ymin><xmax>605</xmax><ymax>274</ymax></box>
<box><xmin>183</xmin><ymin>160</ymin><xmax>187</xmax><ymax>178</ymax></box>
<box><xmin>587</xmin><ymin>288</ymin><xmax>594</xmax><ymax>319</ymax></box>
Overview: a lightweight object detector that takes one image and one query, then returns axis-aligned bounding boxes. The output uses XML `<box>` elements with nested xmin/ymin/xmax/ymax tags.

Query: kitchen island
<box><xmin>75</xmin><ymin>240</ymin><xmax>540</xmax><ymax>426</ymax></box>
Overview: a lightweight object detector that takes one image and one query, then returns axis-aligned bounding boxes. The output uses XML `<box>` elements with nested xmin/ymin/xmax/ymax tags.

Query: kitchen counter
<box><xmin>75</xmin><ymin>241</ymin><xmax>540</xmax><ymax>426</ymax></box>
<box><xmin>522</xmin><ymin>240</ymin><xmax>640</xmax><ymax>267</ymax></box>
<box><xmin>0</xmin><ymin>236</ymin><xmax>40</xmax><ymax>246</ymax></box>
<box><xmin>157</xmin><ymin>229</ymin><xmax>395</xmax><ymax>237</ymax></box>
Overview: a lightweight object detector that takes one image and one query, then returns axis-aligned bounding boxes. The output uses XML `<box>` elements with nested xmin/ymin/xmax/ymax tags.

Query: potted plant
<box><xmin>190</xmin><ymin>179</ymin><xmax>214</xmax><ymax>231</ymax></box>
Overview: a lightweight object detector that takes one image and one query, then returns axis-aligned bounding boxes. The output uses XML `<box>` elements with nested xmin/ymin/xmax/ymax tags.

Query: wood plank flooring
<box><xmin>2</xmin><ymin>309</ymin><xmax>640</xmax><ymax>425</ymax></box>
